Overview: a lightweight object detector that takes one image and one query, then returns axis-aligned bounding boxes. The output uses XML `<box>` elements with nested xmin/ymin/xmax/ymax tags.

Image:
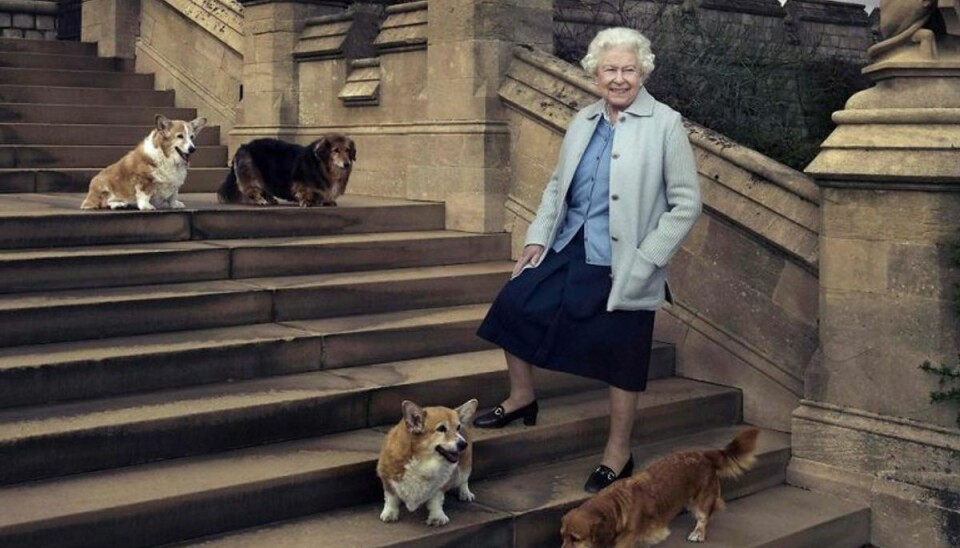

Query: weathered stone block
<box><xmin>818</xmin><ymin>289</ymin><xmax>959</xmax><ymax>427</ymax></box>
<box><xmin>696</xmin><ymin>213</ymin><xmax>787</xmax><ymax>297</ymax></box>
<box><xmin>35</xmin><ymin>14</ymin><xmax>54</xmax><ymax>30</ymax></box>
<box><xmin>677</xmin><ymin>322</ymin><xmax>799</xmax><ymax>431</ymax></box>
<box><xmin>1</xmin><ymin>28</ymin><xmax>22</xmax><ymax>38</ymax></box>
<box><xmin>670</xmin><ymin>244</ymin><xmax>818</xmax><ymax>381</ymax></box>
<box><xmin>820</xmin><ymin>236</ymin><xmax>887</xmax><ymax>292</ymax></box>
<box><xmin>0</xmin><ymin>13</ymin><xmax>10</xmax><ymax>27</ymax></box>
<box><xmin>12</xmin><ymin>13</ymin><xmax>33</xmax><ymax>29</ymax></box>
<box><xmin>772</xmin><ymin>260</ymin><xmax>818</xmax><ymax>328</ymax></box>
<box><xmin>788</xmin><ymin>458</ymin><xmax>960</xmax><ymax>548</ymax></box>
<box><xmin>821</xmin><ymin>189</ymin><xmax>960</xmax><ymax>241</ymax></box>
<box><xmin>888</xmin><ymin>242</ymin><xmax>956</xmax><ymax>300</ymax></box>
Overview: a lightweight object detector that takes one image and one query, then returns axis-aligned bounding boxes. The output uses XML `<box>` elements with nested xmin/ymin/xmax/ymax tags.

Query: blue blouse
<box><xmin>551</xmin><ymin>115</ymin><xmax>614</xmax><ymax>266</ymax></box>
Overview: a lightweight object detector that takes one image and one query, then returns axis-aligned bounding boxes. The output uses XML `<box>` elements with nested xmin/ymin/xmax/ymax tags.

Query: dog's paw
<box><xmin>458</xmin><ymin>486</ymin><xmax>476</xmax><ymax>503</ymax></box>
<box><xmin>686</xmin><ymin>530</ymin><xmax>705</xmax><ymax>543</ymax></box>
<box><xmin>138</xmin><ymin>203</ymin><xmax>157</xmax><ymax>211</ymax></box>
<box><xmin>171</xmin><ymin>200</ymin><xmax>186</xmax><ymax>209</ymax></box>
<box><xmin>379</xmin><ymin>507</ymin><xmax>399</xmax><ymax>523</ymax></box>
<box><xmin>426</xmin><ymin>512</ymin><xmax>450</xmax><ymax>527</ymax></box>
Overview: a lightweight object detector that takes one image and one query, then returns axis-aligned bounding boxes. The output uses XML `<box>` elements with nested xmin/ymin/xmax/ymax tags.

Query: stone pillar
<box><xmin>232</xmin><ymin>0</ymin><xmax>349</xmax><ymax>149</ymax></box>
<box><xmin>795</xmin><ymin>5</ymin><xmax>960</xmax><ymax>546</ymax></box>
<box><xmin>81</xmin><ymin>0</ymin><xmax>141</xmax><ymax>58</ymax></box>
<box><xmin>420</xmin><ymin>0</ymin><xmax>553</xmax><ymax>232</ymax></box>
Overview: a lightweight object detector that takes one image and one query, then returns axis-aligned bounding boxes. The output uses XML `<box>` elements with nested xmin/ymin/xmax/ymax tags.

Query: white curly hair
<box><xmin>580</xmin><ymin>27</ymin><xmax>656</xmax><ymax>82</ymax></box>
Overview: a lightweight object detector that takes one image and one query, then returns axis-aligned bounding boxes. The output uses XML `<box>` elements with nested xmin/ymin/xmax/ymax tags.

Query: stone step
<box><xmin>0</xmin><ymin>102</ymin><xmax>197</xmax><ymax>125</ymax></box>
<box><xmin>0</xmin><ymin>378</ymin><xmax>731</xmax><ymax>547</ymax></box>
<box><xmin>0</xmin><ymin>66</ymin><xmax>154</xmax><ymax>88</ymax></box>
<box><xmin>0</xmin><ymin>37</ymin><xmax>97</xmax><ymax>55</ymax></box>
<box><xmin>198</xmin><ymin>480</ymin><xmax>869</xmax><ymax>548</ymax></box>
<box><xmin>0</xmin><ymin>122</ymin><xmax>219</xmax><ymax>146</ymax></box>
<box><xmin>0</xmin><ymin>305</ymin><xmax>527</xmax><ymax>408</ymax></box>
<box><xmin>0</xmin><ymin>194</ymin><xmax>446</xmax><ymax>248</ymax></box>
<box><xmin>207</xmin><ymin>230</ymin><xmax>511</xmax><ymax>279</ymax></box>
<box><xmin>0</xmin><ymin>167</ymin><xmax>227</xmax><ymax>193</ymax></box>
<box><xmin>0</xmin><ymin>85</ymin><xmax>175</xmax><ymax>107</ymax></box>
<box><xmin>0</xmin><ymin>144</ymin><xmax>227</xmax><ymax>168</ymax></box>
<box><xmin>0</xmin><ymin>230</ymin><xmax>509</xmax><ymax>293</ymax></box>
<box><xmin>0</xmin><ymin>261</ymin><xmax>513</xmax><ymax>347</ymax></box>
<box><xmin>0</xmin><ymin>50</ymin><xmax>130</xmax><ymax>71</ymax></box>
<box><xmin>180</xmin><ymin>425</ymin><xmax>787</xmax><ymax>548</ymax></box>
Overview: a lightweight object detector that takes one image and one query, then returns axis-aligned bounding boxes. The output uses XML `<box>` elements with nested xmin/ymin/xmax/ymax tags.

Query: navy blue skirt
<box><xmin>477</xmin><ymin>232</ymin><xmax>656</xmax><ymax>392</ymax></box>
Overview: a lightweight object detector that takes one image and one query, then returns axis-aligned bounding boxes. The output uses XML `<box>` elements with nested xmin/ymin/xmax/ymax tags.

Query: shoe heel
<box><xmin>522</xmin><ymin>411</ymin><xmax>537</xmax><ymax>426</ymax></box>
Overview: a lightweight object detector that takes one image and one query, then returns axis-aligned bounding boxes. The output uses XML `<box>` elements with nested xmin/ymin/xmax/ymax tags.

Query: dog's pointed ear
<box><xmin>312</xmin><ymin>137</ymin><xmax>329</xmax><ymax>160</ymax></box>
<box><xmin>348</xmin><ymin>139</ymin><xmax>357</xmax><ymax>161</ymax></box>
<box><xmin>456</xmin><ymin>399</ymin><xmax>478</xmax><ymax>423</ymax></box>
<box><xmin>155</xmin><ymin>114</ymin><xmax>172</xmax><ymax>134</ymax></box>
<box><xmin>402</xmin><ymin>400</ymin><xmax>425</xmax><ymax>434</ymax></box>
<box><xmin>190</xmin><ymin>117</ymin><xmax>207</xmax><ymax>134</ymax></box>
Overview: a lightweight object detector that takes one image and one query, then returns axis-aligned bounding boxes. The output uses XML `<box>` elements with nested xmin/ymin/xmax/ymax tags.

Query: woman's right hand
<box><xmin>512</xmin><ymin>244</ymin><xmax>545</xmax><ymax>278</ymax></box>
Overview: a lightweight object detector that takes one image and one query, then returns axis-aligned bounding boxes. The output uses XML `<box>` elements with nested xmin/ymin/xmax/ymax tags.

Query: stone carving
<box><xmin>868</xmin><ymin>0</ymin><xmax>960</xmax><ymax>60</ymax></box>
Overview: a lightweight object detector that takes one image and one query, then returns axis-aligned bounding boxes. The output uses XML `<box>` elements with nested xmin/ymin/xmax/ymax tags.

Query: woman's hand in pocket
<box><xmin>512</xmin><ymin>244</ymin><xmax>544</xmax><ymax>278</ymax></box>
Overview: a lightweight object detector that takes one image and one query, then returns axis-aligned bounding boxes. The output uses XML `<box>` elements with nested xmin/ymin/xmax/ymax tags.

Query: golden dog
<box><xmin>560</xmin><ymin>428</ymin><xmax>760</xmax><ymax>547</ymax></box>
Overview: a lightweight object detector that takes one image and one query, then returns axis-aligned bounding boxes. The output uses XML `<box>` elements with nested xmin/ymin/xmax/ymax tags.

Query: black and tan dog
<box><xmin>217</xmin><ymin>134</ymin><xmax>356</xmax><ymax>207</ymax></box>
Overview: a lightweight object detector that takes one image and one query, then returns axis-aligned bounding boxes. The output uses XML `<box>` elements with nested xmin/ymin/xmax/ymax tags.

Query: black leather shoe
<box><xmin>472</xmin><ymin>400</ymin><xmax>538</xmax><ymax>428</ymax></box>
<box><xmin>584</xmin><ymin>455</ymin><xmax>634</xmax><ymax>493</ymax></box>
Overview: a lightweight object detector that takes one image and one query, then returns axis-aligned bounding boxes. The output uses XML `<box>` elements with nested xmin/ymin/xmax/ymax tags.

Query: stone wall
<box><xmin>555</xmin><ymin>0</ymin><xmax>872</xmax><ymax>63</ymax></box>
<box><xmin>499</xmin><ymin>46</ymin><xmax>820</xmax><ymax>431</ymax></box>
<box><xmin>136</xmin><ymin>0</ymin><xmax>243</xmax><ymax>133</ymax></box>
<box><xmin>81</xmin><ymin>0</ymin><xmax>141</xmax><ymax>58</ymax></box>
<box><xmin>233</xmin><ymin>0</ymin><xmax>554</xmax><ymax>232</ymax></box>
<box><xmin>0</xmin><ymin>0</ymin><xmax>57</xmax><ymax>40</ymax></box>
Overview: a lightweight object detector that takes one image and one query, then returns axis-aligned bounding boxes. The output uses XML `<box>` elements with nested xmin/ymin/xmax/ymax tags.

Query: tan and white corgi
<box><xmin>376</xmin><ymin>399</ymin><xmax>478</xmax><ymax>527</ymax></box>
<box><xmin>81</xmin><ymin>114</ymin><xmax>207</xmax><ymax>210</ymax></box>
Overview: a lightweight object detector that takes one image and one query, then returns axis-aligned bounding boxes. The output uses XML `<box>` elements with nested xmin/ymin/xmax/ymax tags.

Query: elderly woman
<box><xmin>472</xmin><ymin>27</ymin><xmax>702</xmax><ymax>493</ymax></box>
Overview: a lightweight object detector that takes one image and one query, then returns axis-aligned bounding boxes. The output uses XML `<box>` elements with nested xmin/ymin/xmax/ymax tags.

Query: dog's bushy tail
<box><xmin>217</xmin><ymin>162</ymin><xmax>241</xmax><ymax>204</ymax></box>
<box><xmin>707</xmin><ymin>428</ymin><xmax>759</xmax><ymax>479</ymax></box>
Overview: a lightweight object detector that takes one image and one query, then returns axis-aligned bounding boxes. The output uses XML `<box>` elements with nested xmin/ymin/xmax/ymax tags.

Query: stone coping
<box><xmin>0</xmin><ymin>0</ymin><xmax>57</xmax><ymax>15</ymax></box>
<box><xmin>700</xmin><ymin>0</ymin><xmax>786</xmax><ymax>18</ymax></box>
<box><xmin>783</xmin><ymin>0</ymin><xmax>870</xmax><ymax>26</ymax></box>
<box><xmin>385</xmin><ymin>0</ymin><xmax>425</xmax><ymax>14</ymax></box>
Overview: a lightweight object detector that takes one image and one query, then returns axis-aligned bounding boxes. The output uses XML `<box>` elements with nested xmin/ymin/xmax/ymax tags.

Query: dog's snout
<box><xmin>187</xmin><ymin>144</ymin><xmax>197</xmax><ymax>154</ymax></box>
<box><xmin>456</xmin><ymin>438</ymin><xmax>467</xmax><ymax>451</ymax></box>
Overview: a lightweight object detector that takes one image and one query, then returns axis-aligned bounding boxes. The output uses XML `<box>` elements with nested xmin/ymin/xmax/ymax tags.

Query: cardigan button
<box><xmin>611</xmin><ymin>194</ymin><xmax>619</xmax><ymax>200</ymax></box>
<box><xmin>619</xmin><ymin>115</ymin><xmax>626</xmax><ymax>123</ymax></box>
<box><xmin>611</xmin><ymin>236</ymin><xmax>619</xmax><ymax>242</ymax></box>
<box><xmin>612</xmin><ymin>153</ymin><xmax>620</xmax><ymax>159</ymax></box>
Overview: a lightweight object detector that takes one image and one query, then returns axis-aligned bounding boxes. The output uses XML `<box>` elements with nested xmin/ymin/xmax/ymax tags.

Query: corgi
<box><xmin>81</xmin><ymin>114</ymin><xmax>207</xmax><ymax>210</ymax></box>
<box><xmin>560</xmin><ymin>428</ymin><xmax>760</xmax><ymax>547</ymax></box>
<box><xmin>376</xmin><ymin>399</ymin><xmax>478</xmax><ymax>527</ymax></box>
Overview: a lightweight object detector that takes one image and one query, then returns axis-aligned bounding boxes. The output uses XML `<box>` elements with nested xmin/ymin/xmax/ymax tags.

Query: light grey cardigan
<box><xmin>524</xmin><ymin>88</ymin><xmax>702</xmax><ymax>311</ymax></box>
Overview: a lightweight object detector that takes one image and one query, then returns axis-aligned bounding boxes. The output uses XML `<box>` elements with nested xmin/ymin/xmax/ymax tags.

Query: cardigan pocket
<box><xmin>621</xmin><ymin>248</ymin><xmax>659</xmax><ymax>302</ymax></box>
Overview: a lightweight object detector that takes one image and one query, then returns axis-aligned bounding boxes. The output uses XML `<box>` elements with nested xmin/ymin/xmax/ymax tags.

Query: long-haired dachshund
<box><xmin>560</xmin><ymin>428</ymin><xmax>760</xmax><ymax>547</ymax></box>
<box><xmin>217</xmin><ymin>134</ymin><xmax>356</xmax><ymax>207</ymax></box>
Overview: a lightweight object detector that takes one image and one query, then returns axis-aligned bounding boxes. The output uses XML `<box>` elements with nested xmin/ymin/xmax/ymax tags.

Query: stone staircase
<box><xmin>0</xmin><ymin>37</ymin><xmax>226</xmax><ymax>193</ymax></box>
<box><xmin>0</xmin><ymin>38</ymin><xmax>871</xmax><ymax>548</ymax></box>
